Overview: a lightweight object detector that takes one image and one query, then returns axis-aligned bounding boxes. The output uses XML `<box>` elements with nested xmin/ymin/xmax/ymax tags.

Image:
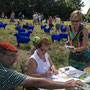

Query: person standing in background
<box><xmin>55</xmin><ymin>15</ymin><xmax>61</xmax><ymax>33</ymax></box>
<box><xmin>1</xmin><ymin>11</ymin><xmax>4</xmax><ymax>18</ymax></box>
<box><xmin>48</xmin><ymin>16</ymin><xmax>54</xmax><ymax>28</ymax></box>
<box><xmin>18</xmin><ymin>11</ymin><xmax>24</xmax><ymax>21</ymax></box>
<box><xmin>10</xmin><ymin>11</ymin><xmax>15</xmax><ymax>22</ymax></box>
<box><xmin>38</xmin><ymin>13</ymin><xmax>42</xmax><ymax>25</ymax></box>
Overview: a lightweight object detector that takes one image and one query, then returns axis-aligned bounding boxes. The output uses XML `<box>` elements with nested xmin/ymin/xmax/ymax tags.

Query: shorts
<box><xmin>55</xmin><ymin>23</ymin><xmax>61</xmax><ymax>30</ymax></box>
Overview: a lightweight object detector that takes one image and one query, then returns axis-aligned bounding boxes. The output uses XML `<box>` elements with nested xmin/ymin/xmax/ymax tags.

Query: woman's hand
<box><xmin>66</xmin><ymin>41</ymin><xmax>71</xmax><ymax>45</ymax></box>
<box><xmin>41</xmin><ymin>71</ymin><xmax>53</xmax><ymax>78</ymax></box>
<box><xmin>51</xmin><ymin>65</ymin><xmax>58</xmax><ymax>75</ymax></box>
<box><xmin>65</xmin><ymin>79</ymin><xmax>85</xmax><ymax>89</ymax></box>
<box><xmin>51</xmin><ymin>69</ymin><xmax>58</xmax><ymax>75</ymax></box>
<box><xmin>69</xmin><ymin>48</ymin><xmax>78</xmax><ymax>53</ymax></box>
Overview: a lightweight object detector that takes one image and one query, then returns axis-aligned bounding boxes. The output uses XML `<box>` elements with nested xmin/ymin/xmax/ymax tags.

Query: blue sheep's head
<box><xmin>44</xmin><ymin>25</ymin><xmax>47</xmax><ymax>27</ymax></box>
<box><xmin>28</xmin><ymin>30</ymin><xmax>32</xmax><ymax>33</ymax></box>
<box><xmin>14</xmin><ymin>33</ymin><xmax>19</xmax><ymax>36</ymax></box>
<box><xmin>5</xmin><ymin>23</ymin><xmax>7</xmax><ymax>25</ymax></box>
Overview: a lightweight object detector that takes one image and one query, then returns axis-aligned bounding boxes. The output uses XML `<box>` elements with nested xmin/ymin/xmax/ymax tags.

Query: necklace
<box><xmin>73</xmin><ymin>27</ymin><xmax>78</xmax><ymax>32</ymax></box>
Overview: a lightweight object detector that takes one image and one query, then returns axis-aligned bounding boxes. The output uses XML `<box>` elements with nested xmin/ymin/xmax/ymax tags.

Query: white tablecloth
<box><xmin>49</xmin><ymin>66</ymin><xmax>90</xmax><ymax>83</ymax></box>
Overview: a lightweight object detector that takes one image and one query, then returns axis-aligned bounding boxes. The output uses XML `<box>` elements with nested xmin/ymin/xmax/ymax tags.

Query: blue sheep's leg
<box><xmin>32</xmin><ymin>27</ymin><xmax>34</xmax><ymax>31</ymax></box>
<box><xmin>52</xmin><ymin>40</ymin><xmax>54</xmax><ymax>42</ymax></box>
<box><xmin>67</xmin><ymin>37</ymin><xmax>68</xmax><ymax>40</ymax></box>
<box><xmin>4</xmin><ymin>25</ymin><xmax>6</xmax><ymax>29</ymax></box>
<box><xmin>17</xmin><ymin>42</ymin><xmax>19</xmax><ymax>47</ymax></box>
<box><xmin>4</xmin><ymin>26</ymin><xmax>5</xmax><ymax>29</ymax></box>
<box><xmin>58</xmin><ymin>39</ymin><xmax>61</xmax><ymax>43</ymax></box>
<box><xmin>58</xmin><ymin>39</ymin><xmax>60</xmax><ymax>42</ymax></box>
<box><xmin>48</xmin><ymin>32</ymin><xmax>50</xmax><ymax>35</ymax></box>
<box><xmin>60</xmin><ymin>37</ymin><xmax>63</xmax><ymax>41</ymax></box>
<box><xmin>52</xmin><ymin>38</ymin><xmax>54</xmax><ymax>42</ymax></box>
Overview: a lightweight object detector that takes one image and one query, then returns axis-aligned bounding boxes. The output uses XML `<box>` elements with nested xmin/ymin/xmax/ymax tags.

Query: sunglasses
<box><xmin>40</xmin><ymin>48</ymin><xmax>48</xmax><ymax>52</ymax></box>
<box><xmin>71</xmin><ymin>20</ymin><xmax>80</xmax><ymax>22</ymax></box>
<box><xmin>40</xmin><ymin>48</ymin><xmax>45</xmax><ymax>52</ymax></box>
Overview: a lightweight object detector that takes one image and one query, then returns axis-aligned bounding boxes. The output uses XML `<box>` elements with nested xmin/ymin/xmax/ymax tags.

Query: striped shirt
<box><xmin>0</xmin><ymin>61</ymin><xmax>27</xmax><ymax>90</ymax></box>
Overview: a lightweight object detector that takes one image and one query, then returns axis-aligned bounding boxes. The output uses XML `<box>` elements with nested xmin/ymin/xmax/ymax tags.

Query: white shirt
<box><xmin>56</xmin><ymin>17</ymin><xmax>61</xmax><ymax>23</ymax></box>
<box><xmin>29</xmin><ymin>50</ymin><xmax>51</xmax><ymax>74</ymax></box>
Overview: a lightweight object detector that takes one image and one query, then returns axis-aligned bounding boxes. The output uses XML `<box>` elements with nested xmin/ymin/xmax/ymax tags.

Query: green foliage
<box><xmin>85</xmin><ymin>8</ymin><xmax>90</xmax><ymax>22</ymax></box>
<box><xmin>66</xmin><ymin>0</ymin><xmax>84</xmax><ymax>9</ymax></box>
<box><xmin>0</xmin><ymin>0</ymin><xmax>84</xmax><ymax>20</ymax></box>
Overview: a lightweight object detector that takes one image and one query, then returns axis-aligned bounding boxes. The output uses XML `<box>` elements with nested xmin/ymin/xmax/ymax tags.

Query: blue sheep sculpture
<box><xmin>23</xmin><ymin>24</ymin><xmax>34</xmax><ymax>31</ymax></box>
<box><xmin>88</xmin><ymin>33</ymin><xmax>90</xmax><ymax>38</ymax></box>
<box><xmin>51</xmin><ymin>33</ymin><xmax>68</xmax><ymax>42</ymax></box>
<box><xmin>60</xmin><ymin>25</ymin><xmax>67</xmax><ymax>32</ymax></box>
<box><xmin>23</xmin><ymin>24</ymin><xmax>28</xmax><ymax>29</ymax></box>
<box><xmin>88</xmin><ymin>51</ymin><xmax>90</xmax><ymax>56</ymax></box>
<box><xmin>27</xmin><ymin>25</ymin><xmax>34</xmax><ymax>31</ymax></box>
<box><xmin>16</xmin><ymin>26</ymin><xmax>21</xmax><ymax>30</ymax></box>
<box><xmin>41</xmin><ymin>25</ymin><xmax>47</xmax><ymax>30</ymax></box>
<box><xmin>14</xmin><ymin>33</ymin><xmax>30</xmax><ymax>47</ymax></box>
<box><xmin>88</xmin><ymin>51</ymin><xmax>90</xmax><ymax>63</ymax></box>
<box><xmin>19</xmin><ymin>31</ymin><xmax>32</xmax><ymax>37</ymax></box>
<box><xmin>60</xmin><ymin>33</ymin><xmax>68</xmax><ymax>40</ymax></box>
<box><xmin>51</xmin><ymin>34</ymin><xmax>61</xmax><ymax>42</ymax></box>
<box><xmin>0</xmin><ymin>22</ymin><xmax>7</xmax><ymax>29</ymax></box>
<box><xmin>16</xmin><ymin>26</ymin><xmax>25</xmax><ymax>33</ymax></box>
<box><xmin>44</xmin><ymin>26</ymin><xmax>52</xmax><ymax>33</ymax></box>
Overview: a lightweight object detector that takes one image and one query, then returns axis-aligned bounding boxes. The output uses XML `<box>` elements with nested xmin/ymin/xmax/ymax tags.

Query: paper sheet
<box><xmin>49</xmin><ymin>66</ymin><xmax>90</xmax><ymax>83</ymax></box>
<box><xmin>47</xmin><ymin>66</ymin><xmax>90</xmax><ymax>90</ymax></box>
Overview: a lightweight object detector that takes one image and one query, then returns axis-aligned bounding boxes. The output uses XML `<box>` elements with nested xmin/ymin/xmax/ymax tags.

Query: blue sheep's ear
<box><xmin>14</xmin><ymin>33</ymin><xmax>18</xmax><ymax>36</ymax></box>
<box><xmin>14</xmin><ymin>33</ymin><xmax>16</xmax><ymax>36</ymax></box>
<box><xmin>30</xmin><ymin>31</ymin><xmax>32</xmax><ymax>33</ymax></box>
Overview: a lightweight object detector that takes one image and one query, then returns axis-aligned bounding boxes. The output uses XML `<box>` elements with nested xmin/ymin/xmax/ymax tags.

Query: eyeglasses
<box><xmin>71</xmin><ymin>20</ymin><xmax>80</xmax><ymax>22</ymax></box>
<box><xmin>40</xmin><ymin>48</ymin><xmax>48</xmax><ymax>52</ymax></box>
<box><xmin>40</xmin><ymin>48</ymin><xmax>45</xmax><ymax>52</ymax></box>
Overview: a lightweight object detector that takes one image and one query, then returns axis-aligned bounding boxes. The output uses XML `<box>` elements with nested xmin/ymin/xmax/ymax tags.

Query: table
<box><xmin>51</xmin><ymin>66</ymin><xmax>90</xmax><ymax>83</ymax></box>
<box><xmin>48</xmin><ymin>66</ymin><xmax>90</xmax><ymax>90</ymax></box>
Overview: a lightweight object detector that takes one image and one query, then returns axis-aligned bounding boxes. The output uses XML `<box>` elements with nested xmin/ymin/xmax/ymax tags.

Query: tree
<box><xmin>0</xmin><ymin>0</ymin><xmax>84</xmax><ymax>20</ymax></box>
<box><xmin>85</xmin><ymin>8</ymin><xmax>90</xmax><ymax>22</ymax></box>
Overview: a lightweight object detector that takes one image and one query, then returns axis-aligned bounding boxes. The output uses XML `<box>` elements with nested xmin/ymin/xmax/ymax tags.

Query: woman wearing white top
<box><xmin>26</xmin><ymin>37</ymin><xmax>58</xmax><ymax>78</ymax></box>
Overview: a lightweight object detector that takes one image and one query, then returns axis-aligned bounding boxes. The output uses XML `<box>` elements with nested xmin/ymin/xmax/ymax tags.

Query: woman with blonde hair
<box><xmin>66</xmin><ymin>10</ymin><xmax>89</xmax><ymax>71</ymax></box>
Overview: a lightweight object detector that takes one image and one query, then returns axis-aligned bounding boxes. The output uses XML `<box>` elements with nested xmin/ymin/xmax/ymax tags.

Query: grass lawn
<box><xmin>0</xmin><ymin>18</ymin><xmax>90</xmax><ymax>90</ymax></box>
